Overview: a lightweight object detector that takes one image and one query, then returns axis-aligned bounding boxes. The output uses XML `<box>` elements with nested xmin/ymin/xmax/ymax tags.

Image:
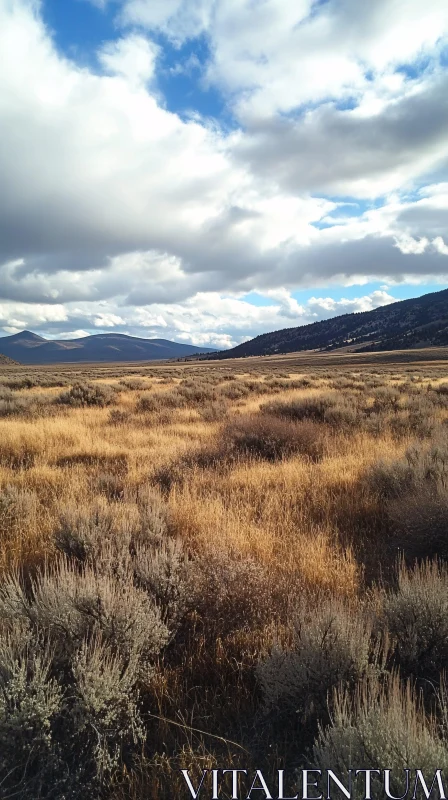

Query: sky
<box><xmin>1</xmin><ymin>0</ymin><xmax>448</xmax><ymax>348</ymax></box>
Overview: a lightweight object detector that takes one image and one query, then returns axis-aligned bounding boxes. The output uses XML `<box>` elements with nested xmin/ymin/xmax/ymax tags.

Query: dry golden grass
<box><xmin>0</xmin><ymin>358</ymin><xmax>445</xmax><ymax>580</ymax></box>
<box><xmin>1</xmin><ymin>354</ymin><xmax>448</xmax><ymax>797</ymax></box>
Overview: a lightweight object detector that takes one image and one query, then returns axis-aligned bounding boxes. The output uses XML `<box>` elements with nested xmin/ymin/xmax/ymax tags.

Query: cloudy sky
<box><xmin>1</xmin><ymin>0</ymin><xmax>448</xmax><ymax>348</ymax></box>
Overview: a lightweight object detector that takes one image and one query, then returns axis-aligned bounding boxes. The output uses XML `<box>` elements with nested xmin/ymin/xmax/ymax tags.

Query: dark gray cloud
<box><xmin>397</xmin><ymin>204</ymin><xmax>448</xmax><ymax>237</ymax></box>
<box><xmin>233</xmin><ymin>75</ymin><xmax>448</xmax><ymax>197</ymax></box>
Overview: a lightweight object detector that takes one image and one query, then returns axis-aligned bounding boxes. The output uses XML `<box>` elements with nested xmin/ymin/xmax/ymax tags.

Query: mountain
<box><xmin>214</xmin><ymin>287</ymin><xmax>448</xmax><ymax>359</ymax></box>
<box><xmin>0</xmin><ymin>331</ymin><xmax>216</xmax><ymax>365</ymax></box>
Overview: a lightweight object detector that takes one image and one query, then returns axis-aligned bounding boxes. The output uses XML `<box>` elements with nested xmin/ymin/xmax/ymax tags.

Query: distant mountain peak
<box><xmin>7</xmin><ymin>330</ymin><xmax>46</xmax><ymax>341</ymax></box>
<box><xmin>0</xmin><ymin>330</ymin><xmax>217</xmax><ymax>364</ymax></box>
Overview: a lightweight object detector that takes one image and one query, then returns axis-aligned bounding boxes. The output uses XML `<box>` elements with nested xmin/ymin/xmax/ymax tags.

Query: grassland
<box><xmin>1</xmin><ymin>350</ymin><xmax>448</xmax><ymax>798</ymax></box>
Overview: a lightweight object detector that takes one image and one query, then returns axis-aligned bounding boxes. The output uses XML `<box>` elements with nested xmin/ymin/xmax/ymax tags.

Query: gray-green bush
<box><xmin>382</xmin><ymin>560</ymin><xmax>448</xmax><ymax>681</ymax></box>
<box><xmin>313</xmin><ymin>673</ymin><xmax>448</xmax><ymax>797</ymax></box>
<box><xmin>58</xmin><ymin>382</ymin><xmax>117</xmax><ymax>408</ymax></box>
<box><xmin>257</xmin><ymin>599</ymin><xmax>380</xmax><ymax>726</ymax></box>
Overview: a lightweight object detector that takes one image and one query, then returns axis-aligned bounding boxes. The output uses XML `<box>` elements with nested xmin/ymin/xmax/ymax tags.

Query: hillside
<box><xmin>215</xmin><ymin>287</ymin><xmax>448</xmax><ymax>358</ymax></box>
<box><xmin>0</xmin><ymin>352</ymin><xmax>18</xmax><ymax>366</ymax></box>
<box><xmin>0</xmin><ymin>331</ymin><xmax>216</xmax><ymax>365</ymax></box>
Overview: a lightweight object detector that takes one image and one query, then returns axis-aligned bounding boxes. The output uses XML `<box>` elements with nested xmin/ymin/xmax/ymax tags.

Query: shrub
<box><xmin>240</xmin><ymin>380</ymin><xmax>272</xmax><ymax>396</ymax></box>
<box><xmin>119</xmin><ymin>378</ymin><xmax>145</xmax><ymax>391</ymax></box>
<box><xmin>95</xmin><ymin>472</ymin><xmax>126</xmax><ymax>501</ymax></box>
<box><xmin>365</xmin><ymin>436</ymin><xmax>448</xmax><ymax>501</ymax></box>
<box><xmin>262</xmin><ymin>393</ymin><xmax>358</xmax><ymax>428</ymax></box>
<box><xmin>0</xmin><ymin>388</ymin><xmax>55</xmax><ymax>419</ymax></box>
<box><xmin>0</xmin><ymin>612</ymin><xmax>146</xmax><ymax>796</ymax></box>
<box><xmin>382</xmin><ymin>559</ymin><xmax>448</xmax><ymax>681</ymax></box>
<box><xmin>137</xmin><ymin>390</ymin><xmax>191</xmax><ymax>412</ymax></box>
<box><xmin>0</xmin><ymin>376</ymin><xmax>37</xmax><ymax>390</ymax></box>
<box><xmin>222</xmin><ymin>414</ymin><xmax>325</xmax><ymax>462</ymax></box>
<box><xmin>153</xmin><ymin>439</ymin><xmax>239</xmax><ymax>493</ymax></box>
<box><xmin>218</xmin><ymin>383</ymin><xmax>250</xmax><ymax>400</ymax></box>
<box><xmin>194</xmin><ymin>550</ymin><xmax>274</xmax><ymax>639</ymax></box>
<box><xmin>262</xmin><ymin>394</ymin><xmax>332</xmax><ymax>422</ymax></box>
<box><xmin>388</xmin><ymin>486</ymin><xmax>448</xmax><ymax>561</ymax></box>
<box><xmin>135</xmin><ymin>393</ymin><xmax>160</xmax><ymax>413</ymax></box>
<box><xmin>177</xmin><ymin>385</ymin><xmax>217</xmax><ymax>404</ymax></box>
<box><xmin>364</xmin><ymin>458</ymin><xmax>415</xmax><ymax>500</ymax></box>
<box><xmin>428</xmin><ymin>386</ymin><xmax>448</xmax><ymax>408</ymax></box>
<box><xmin>3</xmin><ymin>560</ymin><xmax>170</xmax><ymax>669</ymax></box>
<box><xmin>133</xmin><ymin>537</ymin><xmax>193</xmax><ymax>630</ymax></box>
<box><xmin>71</xmin><ymin>636</ymin><xmax>144</xmax><ymax>785</ymax></box>
<box><xmin>371</xmin><ymin>386</ymin><xmax>401</xmax><ymax>413</ymax></box>
<box><xmin>54</xmin><ymin>493</ymin><xmax>189</xmax><ymax>633</ymax></box>
<box><xmin>0</xmin><ymin>631</ymin><xmax>65</xmax><ymax>798</ymax></box>
<box><xmin>330</xmin><ymin>378</ymin><xmax>364</xmax><ymax>391</ymax></box>
<box><xmin>134</xmin><ymin>484</ymin><xmax>170</xmax><ymax>546</ymax></box>
<box><xmin>55</xmin><ymin>490</ymin><xmax>171</xmax><ymax>561</ymax></box>
<box><xmin>108</xmin><ymin>409</ymin><xmax>131</xmax><ymax>425</ymax></box>
<box><xmin>198</xmin><ymin>401</ymin><xmax>228</xmax><ymax>422</ymax></box>
<box><xmin>322</xmin><ymin>402</ymin><xmax>360</xmax><ymax>429</ymax></box>
<box><xmin>54</xmin><ymin>499</ymin><xmax>131</xmax><ymax>565</ymax></box>
<box><xmin>155</xmin><ymin>415</ymin><xmax>325</xmax><ymax>489</ymax></box>
<box><xmin>388</xmin><ymin>410</ymin><xmax>437</xmax><ymax>439</ymax></box>
<box><xmin>57</xmin><ymin>382</ymin><xmax>116</xmax><ymax>408</ymax></box>
<box><xmin>56</xmin><ymin>452</ymin><xmax>128</xmax><ymax>477</ymax></box>
<box><xmin>153</xmin><ymin>458</ymin><xmax>195</xmax><ymax>493</ymax></box>
<box><xmin>257</xmin><ymin>599</ymin><xmax>379</xmax><ymax>726</ymax></box>
<box><xmin>1</xmin><ymin>375</ymin><xmax>68</xmax><ymax>390</ymax></box>
<box><xmin>0</xmin><ymin>389</ymin><xmax>33</xmax><ymax>417</ymax></box>
<box><xmin>313</xmin><ymin>673</ymin><xmax>448</xmax><ymax>786</ymax></box>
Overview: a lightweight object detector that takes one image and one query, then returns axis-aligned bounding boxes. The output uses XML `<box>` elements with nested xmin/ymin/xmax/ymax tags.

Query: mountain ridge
<box><xmin>0</xmin><ymin>331</ymin><xmax>216</xmax><ymax>365</ymax></box>
<box><xmin>212</xmin><ymin>287</ymin><xmax>448</xmax><ymax>359</ymax></box>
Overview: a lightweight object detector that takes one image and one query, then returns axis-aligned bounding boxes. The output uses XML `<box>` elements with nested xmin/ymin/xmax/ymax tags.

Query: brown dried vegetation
<box><xmin>0</xmin><ymin>356</ymin><xmax>448</xmax><ymax>797</ymax></box>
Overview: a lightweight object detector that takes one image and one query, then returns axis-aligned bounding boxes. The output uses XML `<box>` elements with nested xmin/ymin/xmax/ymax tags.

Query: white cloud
<box><xmin>119</xmin><ymin>0</ymin><xmax>214</xmax><ymax>43</ymax></box>
<box><xmin>176</xmin><ymin>330</ymin><xmax>237</xmax><ymax>348</ymax></box>
<box><xmin>307</xmin><ymin>290</ymin><xmax>396</xmax><ymax>317</ymax></box>
<box><xmin>112</xmin><ymin>0</ymin><xmax>448</xmax><ymax>118</ymax></box>
<box><xmin>433</xmin><ymin>237</ymin><xmax>448</xmax><ymax>256</ymax></box>
<box><xmin>394</xmin><ymin>235</ymin><xmax>431</xmax><ymax>255</ymax></box>
<box><xmin>54</xmin><ymin>330</ymin><xmax>91</xmax><ymax>340</ymax></box>
<box><xmin>98</xmin><ymin>34</ymin><xmax>160</xmax><ymax>86</ymax></box>
<box><xmin>262</xmin><ymin>288</ymin><xmax>306</xmax><ymax>319</ymax></box>
<box><xmin>1</xmin><ymin>0</ymin><xmax>448</xmax><ymax>345</ymax></box>
<box><xmin>93</xmin><ymin>313</ymin><xmax>126</xmax><ymax>327</ymax></box>
<box><xmin>0</xmin><ymin>302</ymin><xmax>68</xmax><ymax>334</ymax></box>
